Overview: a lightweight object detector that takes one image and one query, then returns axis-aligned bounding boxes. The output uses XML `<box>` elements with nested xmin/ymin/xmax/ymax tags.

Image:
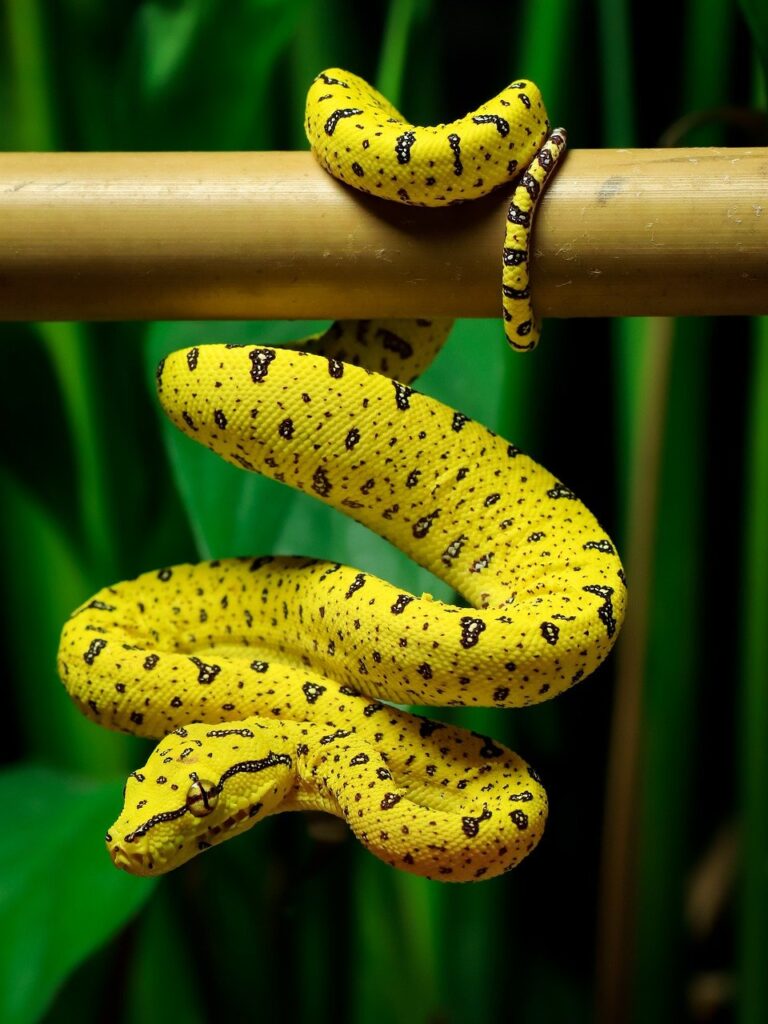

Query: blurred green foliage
<box><xmin>0</xmin><ymin>1</ymin><xmax>765</xmax><ymax>1022</ymax></box>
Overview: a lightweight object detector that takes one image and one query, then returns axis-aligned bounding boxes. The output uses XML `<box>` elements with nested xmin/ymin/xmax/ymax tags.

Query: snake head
<box><xmin>107</xmin><ymin>721</ymin><xmax>297</xmax><ymax>876</ymax></box>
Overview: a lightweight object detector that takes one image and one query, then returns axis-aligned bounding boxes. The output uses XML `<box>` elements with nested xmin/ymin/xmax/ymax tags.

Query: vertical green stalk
<box><xmin>1</xmin><ymin>0</ymin><xmax>128</xmax><ymax>776</ymax></box>
<box><xmin>632</xmin><ymin>3</ymin><xmax>730</xmax><ymax>1020</ymax></box>
<box><xmin>515</xmin><ymin>0</ymin><xmax>575</xmax><ymax>100</ymax></box>
<box><xmin>598</xmin><ymin>319</ymin><xmax>672</xmax><ymax>1023</ymax></box>
<box><xmin>3</xmin><ymin>0</ymin><xmax>56</xmax><ymax>150</ymax></box>
<box><xmin>596</xmin><ymin>0</ymin><xmax>636</xmax><ymax>145</ymax></box>
<box><xmin>738</xmin><ymin>318</ymin><xmax>768</xmax><ymax>1024</ymax></box>
<box><xmin>594</xmin><ymin>2</ymin><xmax>645</xmax><ymax>1021</ymax></box>
<box><xmin>375</xmin><ymin>0</ymin><xmax>429</xmax><ymax>102</ymax></box>
<box><xmin>38</xmin><ymin>326</ymin><xmax>118</xmax><ymax>575</ymax></box>
<box><xmin>632</xmin><ymin>321</ymin><xmax>705</xmax><ymax>1023</ymax></box>
<box><xmin>4</xmin><ymin>0</ymin><xmax>117</xmax><ymax>574</ymax></box>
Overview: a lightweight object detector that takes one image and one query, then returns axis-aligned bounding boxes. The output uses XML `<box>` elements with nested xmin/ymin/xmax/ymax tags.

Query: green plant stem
<box><xmin>39</xmin><ymin>325</ymin><xmax>118</xmax><ymax>576</ymax></box>
<box><xmin>3</xmin><ymin>0</ymin><xmax>55</xmax><ymax>150</ymax></box>
<box><xmin>4</xmin><ymin>1</ymin><xmax>117</xmax><ymax>574</ymax></box>
<box><xmin>738</xmin><ymin>318</ymin><xmax>768</xmax><ymax>1024</ymax></box>
<box><xmin>598</xmin><ymin>318</ymin><xmax>673</xmax><ymax>1024</ymax></box>
<box><xmin>376</xmin><ymin>0</ymin><xmax>428</xmax><ymax>104</ymax></box>
<box><xmin>596</xmin><ymin>0</ymin><xmax>636</xmax><ymax>145</ymax></box>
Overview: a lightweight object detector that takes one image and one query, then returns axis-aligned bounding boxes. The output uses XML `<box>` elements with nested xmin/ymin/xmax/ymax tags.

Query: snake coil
<box><xmin>57</xmin><ymin>69</ymin><xmax>625</xmax><ymax>882</ymax></box>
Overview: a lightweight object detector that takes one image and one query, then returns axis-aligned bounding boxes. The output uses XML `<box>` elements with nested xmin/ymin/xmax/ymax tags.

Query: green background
<box><xmin>1</xmin><ymin>1</ymin><xmax>766</xmax><ymax>1022</ymax></box>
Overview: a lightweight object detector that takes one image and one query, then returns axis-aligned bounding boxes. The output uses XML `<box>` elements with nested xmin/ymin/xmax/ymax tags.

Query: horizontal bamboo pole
<box><xmin>0</xmin><ymin>148</ymin><xmax>766</xmax><ymax>321</ymax></box>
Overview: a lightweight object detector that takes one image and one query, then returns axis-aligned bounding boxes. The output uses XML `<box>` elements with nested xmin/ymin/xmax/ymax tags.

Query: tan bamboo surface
<box><xmin>0</xmin><ymin>147</ymin><xmax>766</xmax><ymax>321</ymax></box>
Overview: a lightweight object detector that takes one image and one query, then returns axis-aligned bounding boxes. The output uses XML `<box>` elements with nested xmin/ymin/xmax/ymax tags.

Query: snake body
<box><xmin>57</xmin><ymin>70</ymin><xmax>625</xmax><ymax>882</ymax></box>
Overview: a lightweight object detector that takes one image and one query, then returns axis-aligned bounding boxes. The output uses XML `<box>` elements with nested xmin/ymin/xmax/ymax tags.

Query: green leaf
<box><xmin>116</xmin><ymin>0</ymin><xmax>310</xmax><ymax>149</ymax></box>
<box><xmin>740</xmin><ymin>0</ymin><xmax>768</xmax><ymax>88</ymax></box>
<box><xmin>0</xmin><ymin>765</ymin><xmax>155</xmax><ymax>1024</ymax></box>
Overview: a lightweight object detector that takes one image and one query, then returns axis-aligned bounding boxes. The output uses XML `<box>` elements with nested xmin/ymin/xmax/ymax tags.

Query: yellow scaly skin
<box><xmin>57</xmin><ymin>70</ymin><xmax>623</xmax><ymax>882</ymax></box>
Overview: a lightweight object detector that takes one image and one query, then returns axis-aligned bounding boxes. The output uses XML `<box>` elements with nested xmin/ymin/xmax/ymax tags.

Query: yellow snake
<box><xmin>57</xmin><ymin>70</ymin><xmax>625</xmax><ymax>883</ymax></box>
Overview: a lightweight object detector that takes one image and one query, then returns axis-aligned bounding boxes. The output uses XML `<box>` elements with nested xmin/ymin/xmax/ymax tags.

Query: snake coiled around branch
<box><xmin>57</xmin><ymin>69</ymin><xmax>625</xmax><ymax>883</ymax></box>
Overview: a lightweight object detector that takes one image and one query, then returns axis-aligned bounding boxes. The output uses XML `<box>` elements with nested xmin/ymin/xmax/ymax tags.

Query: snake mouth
<box><xmin>108</xmin><ymin>803</ymin><xmax>258</xmax><ymax>876</ymax></box>
<box><xmin>110</xmin><ymin>843</ymin><xmax>157</xmax><ymax>875</ymax></box>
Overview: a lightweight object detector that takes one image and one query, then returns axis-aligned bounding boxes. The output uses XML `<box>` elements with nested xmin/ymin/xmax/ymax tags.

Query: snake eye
<box><xmin>185</xmin><ymin>778</ymin><xmax>219</xmax><ymax>817</ymax></box>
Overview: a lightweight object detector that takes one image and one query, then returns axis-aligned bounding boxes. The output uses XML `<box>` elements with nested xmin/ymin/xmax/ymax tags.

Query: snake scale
<box><xmin>57</xmin><ymin>69</ymin><xmax>626</xmax><ymax>882</ymax></box>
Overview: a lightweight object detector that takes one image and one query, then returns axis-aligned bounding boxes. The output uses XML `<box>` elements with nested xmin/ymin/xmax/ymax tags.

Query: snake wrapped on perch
<box><xmin>57</xmin><ymin>69</ymin><xmax>626</xmax><ymax>883</ymax></box>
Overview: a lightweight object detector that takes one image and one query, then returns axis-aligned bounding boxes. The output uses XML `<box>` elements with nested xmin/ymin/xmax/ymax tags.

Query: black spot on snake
<box><xmin>582</xmin><ymin>584</ymin><xmax>618</xmax><ymax>638</ymax></box>
<box><xmin>393</xmin><ymin>381</ymin><xmax>413</xmax><ymax>410</ymax></box>
<box><xmin>442</xmin><ymin>534</ymin><xmax>468</xmax><ymax>565</ymax></box>
<box><xmin>312</xmin><ymin>467</ymin><xmax>332</xmax><ymax>497</ymax></box>
<box><xmin>547</xmin><ymin>482</ymin><xmax>577</xmax><ymax>499</ymax></box>
<box><xmin>462</xmin><ymin>805</ymin><xmax>492</xmax><ymax>838</ymax></box>
<box><xmin>520</xmin><ymin>171</ymin><xmax>540</xmax><ymax>201</ymax></box>
<box><xmin>377</xmin><ymin>328</ymin><xmax>413</xmax><ymax>359</ymax></box>
<box><xmin>249</xmin><ymin>348</ymin><xmax>276</xmax><ymax>383</ymax></box>
<box><xmin>319</xmin><ymin>729</ymin><xmax>352</xmax><ymax>745</ymax></box>
<box><xmin>503</xmin><ymin>247</ymin><xmax>526</xmax><ymax>267</ymax></box>
<box><xmin>507</xmin><ymin>202</ymin><xmax>530</xmax><ymax>227</ymax></box>
<box><xmin>584</xmin><ymin>539</ymin><xmax>615</xmax><ymax>554</ymax></box>
<box><xmin>413</xmin><ymin>510</ymin><xmax>440</xmax><ymax>539</ymax></box>
<box><xmin>345</xmin><ymin>573</ymin><xmax>366</xmax><ymax>598</ymax></box>
<box><xmin>83</xmin><ymin>638</ymin><xmax>107</xmax><ymax>665</ymax></box>
<box><xmin>460</xmin><ymin>616</ymin><xmax>486</xmax><ymax>648</ymax></box>
<box><xmin>302</xmin><ymin>682</ymin><xmax>326</xmax><ymax>704</ymax></box>
<box><xmin>540</xmin><ymin>621</ymin><xmax>560</xmax><ymax>646</ymax></box>
<box><xmin>447</xmin><ymin>133</ymin><xmax>463</xmax><ymax>175</ymax></box>
<box><xmin>472</xmin><ymin>113</ymin><xmax>510</xmax><ymax>136</ymax></box>
<box><xmin>324</xmin><ymin>108</ymin><xmax>364</xmax><ymax>135</ymax></box>
<box><xmin>391</xmin><ymin>594</ymin><xmax>413</xmax><ymax>615</ymax></box>
<box><xmin>189</xmin><ymin>657</ymin><xmax>221</xmax><ymax>685</ymax></box>
<box><xmin>469</xmin><ymin>554</ymin><xmax>493</xmax><ymax>573</ymax></box>
<box><xmin>395</xmin><ymin>130</ymin><xmax>416</xmax><ymax>164</ymax></box>
<box><xmin>317</xmin><ymin>72</ymin><xmax>349</xmax><ymax>87</ymax></box>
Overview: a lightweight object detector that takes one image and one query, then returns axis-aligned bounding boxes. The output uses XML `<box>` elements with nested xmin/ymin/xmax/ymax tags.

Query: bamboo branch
<box><xmin>0</xmin><ymin>148</ymin><xmax>765</xmax><ymax>321</ymax></box>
